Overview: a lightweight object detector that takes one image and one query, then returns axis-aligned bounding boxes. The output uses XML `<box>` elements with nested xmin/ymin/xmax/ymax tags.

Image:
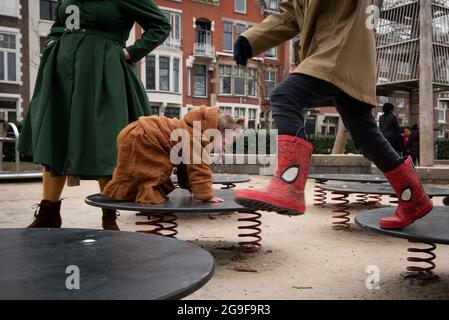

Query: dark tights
<box><xmin>270</xmin><ymin>73</ymin><xmax>403</xmax><ymax>173</ymax></box>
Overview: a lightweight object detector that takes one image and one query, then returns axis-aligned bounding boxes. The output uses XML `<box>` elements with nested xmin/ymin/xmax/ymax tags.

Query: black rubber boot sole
<box><xmin>235</xmin><ymin>198</ymin><xmax>304</xmax><ymax>216</ymax></box>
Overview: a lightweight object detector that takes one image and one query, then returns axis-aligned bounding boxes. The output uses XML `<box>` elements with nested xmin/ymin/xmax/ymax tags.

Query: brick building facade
<box><xmin>0</xmin><ymin>0</ymin><xmax>29</xmax><ymax>123</ymax></box>
<box><xmin>135</xmin><ymin>0</ymin><xmax>293</xmax><ymax>129</ymax></box>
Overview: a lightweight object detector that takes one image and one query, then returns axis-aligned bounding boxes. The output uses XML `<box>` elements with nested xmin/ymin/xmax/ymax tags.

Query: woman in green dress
<box><xmin>19</xmin><ymin>0</ymin><xmax>170</xmax><ymax>230</ymax></box>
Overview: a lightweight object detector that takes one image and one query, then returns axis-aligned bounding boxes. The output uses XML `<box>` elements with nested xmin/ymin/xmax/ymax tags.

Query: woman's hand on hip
<box><xmin>123</xmin><ymin>48</ymin><xmax>132</xmax><ymax>61</ymax></box>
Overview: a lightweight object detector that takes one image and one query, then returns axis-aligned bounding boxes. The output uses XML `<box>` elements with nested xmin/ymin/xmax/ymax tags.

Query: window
<box><xmin>219</xmin><ymin>65</ymin><xmax>258</xmax><ymax>97</ymax></box>
<box><xmin>219</xmin><ymin>65</ymin><xmax>232</xmax><ymax>94</ymax></box>
<box><xmin>248</xmin><ymin>109</ymin><xmax>257</xmax><ymax>129</ymax></box>
<box><xmin>235</xmin><ymin>0</ymin><xmax>247</xmax><ymax>14</ymax></box>
<box><xmin>162</xmin><ymin>10</ymin><xmax>181</xmax><ymax>48</ymax></box>
<box><xmin>236</xmin><ymin>24</ymin><xmax>246</xmax><ymax>37</ymax></box>
<box><xmin>150</xmin><ymin>106</ymin><xmax>160</xmax><ymax>116</ymax></box>
<box><xmin>0</xmin><ymin>98</ymin><xmax>18</xmax><ymax>122</ymax></box>
<box><xmin>0</xmin><ymin>0</ymin><xmax>19</xmax><ymax>17</ymax></box>
<box><xmin>234</xmin><ymin>107</ymin><xmax>246</xmax><ymax>118</ymax></box>
<box><xmin>40</xmin><ymin>0</ymin><xmax>58</xmax><ymax>21</ymax></box>
<box><xmin>223</xmin><ymin>22</ymin><xmax>233</xmax><ymax>51</ymax></box>
<box><xmin>264</xmin><ymin>71</ymin><xmax>276</xmax><ymax>99</ymax></box>
<box><xmin>247</xmin><ymin>68</ymin><xmax>257</xmax><ymax>97</ymax></box>
<box><xmin>146</xmin><ymin>55</ymin><xmax>156</xmax><ymax>90</ymax></box>
<box><xmin>164</xmin><ymin>107</ymin><xmax>180</xmax><ymax>119</ymax></box>
<box><xmin>193</xmin><ymin>65</ymin><xmax>207</xmax><ymax>97</ymax></box>
<box><xmin>173</xmin><ymin>58</ymin><xmax>180</xmax><ymax>93</ymax></box>
<box><xmin>266</xmin><ymin>0</ymin><xmax>279</xmax><ymax>10</ymax></box>
<box><xmin>219</xmin><ymin>106</ymin><xmax>232</xmax><ymax>115</ymax></box>
<box><xmin>265</xmin><ymin>47</ymin><xmax>277</xmax><ymax>59</ymax></box>
<box><xmin>159</xmin><ymin>56</ymin><xmax>170</xmax><ymax>91</ymax></box>
<box><xmin>233</xmin><ymin>66</ymin><xmax>246</xmax><ymax>96</ymax></box>
<box><xmin>437</xmin><ymin>100</ymin><xmax>448</xmax><ymax>124</ymax></box>
<box><xmin>0</xmin><ymin>32</ymin><xmax>18</xmax><ymax>83</ymax></box>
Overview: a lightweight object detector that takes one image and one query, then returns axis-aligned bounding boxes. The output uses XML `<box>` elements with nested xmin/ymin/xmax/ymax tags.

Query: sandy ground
<box><xmin>1</xmin><ymin>175</ymin><xmax>449</xmax><ymax>300</ymax></box>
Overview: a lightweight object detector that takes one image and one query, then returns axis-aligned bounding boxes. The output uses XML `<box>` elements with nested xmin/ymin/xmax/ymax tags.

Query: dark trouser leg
<box><xmin>270</xmin><ymin>74</ymin><xmax>338</xmax><ymax>139</ymax></box>
<box><xmin>334</xmin><ymin>96</ymin><xmax>404</xmax><ymax>173</ymax></box>
<box><xmin>270</xmin><ymin>73</ymin><xmax>403</xmax><ymax>173</ymax></box>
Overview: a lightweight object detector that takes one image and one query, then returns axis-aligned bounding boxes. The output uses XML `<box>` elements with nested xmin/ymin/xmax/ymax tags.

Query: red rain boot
<box><xmin>235</xmin><ymin>135</ymin><xmax>312</xmax><ymax>216</ymax></box>
<box><xmin>380</xmin><ymin>157</ymin><xmax>433</xmax><ymax>229</ymax></box>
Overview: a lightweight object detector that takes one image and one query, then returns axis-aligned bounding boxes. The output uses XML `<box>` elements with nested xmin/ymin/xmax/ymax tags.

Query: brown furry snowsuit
<box><xmin>103</xmin><ymin>107</ymin><xmax>219</xmax><ymax>203</ymax></box>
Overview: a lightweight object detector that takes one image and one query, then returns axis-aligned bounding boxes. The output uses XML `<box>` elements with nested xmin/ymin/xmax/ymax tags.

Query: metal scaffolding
<box><xmin>376</xmin><ymin>0</ymin><xmax>449</xmax><ymax>93</ymax></box>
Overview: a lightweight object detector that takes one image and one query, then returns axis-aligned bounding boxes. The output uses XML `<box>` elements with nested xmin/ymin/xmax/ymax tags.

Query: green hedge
<box><xmin>232</xmin><ymin>131</ymin><xmax>360</xmax><ymax>155</ymax></box>
<box><xmin>1</xmin><ymin>121</ymin><xmax>33</xmax><ymax>162</ymax></box>
<box><xmin>436</xmin><ymin>139</ymin><xmax>449</xmax><ymax>160</ymax></box>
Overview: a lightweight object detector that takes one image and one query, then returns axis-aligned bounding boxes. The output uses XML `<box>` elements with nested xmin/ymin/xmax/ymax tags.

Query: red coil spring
<box><xmin>368</xmin><ymin>194</ymin><xmax>383</xmax><ymax>207</ymax></box>
<box><xmin>356</xmin><ymin>193</ymin><xmax>369</xmax><ymax>205</ymax></box>
<box><xmin>238</xmin><ymin>210</ymin><xmax>262</xmax><ymax>253</ymax></box>
<box><xmin>136</xmin><ymin>213</ymin><xmax>178</xmax><ymax>238</ymax></box>
<box><xmin>314</xmin><ymin>180</ymin><xmax>327</xmax><ymax>206</ymax></box>
<box><xmin>404</xmin><ymin>241</ymin><xmax>437</xmax><ymax>281</ymax></box>
<box><xmin>331</xmin><ymin>192</ymin><xmax>351</xmax><ymax>230</ymax></box>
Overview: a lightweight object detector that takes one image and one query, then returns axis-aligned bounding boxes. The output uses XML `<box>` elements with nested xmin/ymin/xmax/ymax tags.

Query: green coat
<box><xmin>19</xmin><ymin>0</ymin><xmax>170</xmax><ymax>177</ymax></box>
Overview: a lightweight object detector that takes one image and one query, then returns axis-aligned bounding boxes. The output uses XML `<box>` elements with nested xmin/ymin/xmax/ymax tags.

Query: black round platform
<box><xmin>355</xmin><ymin>207</ymin><xmax>449</xmax><ymax>245</ymax></box>
<box><xmin>171</xmin><ymin>175</ymin><xmax>250</xmax><ymax>186</ymax></box>
<box><xmin>321</xmin><ymin>183</ymin><xmax>449</xmax><ymax>197</ymax></box>
<box><xmin>309</xmin><ymin>174</ymin><xmax>386</xmax><ymax>183</ymax></box>
<box><xmin>0</xmin><ymin>229</ymin><xmax>214</xmax><ymax>300</ymax></box>
<box><xmin>86</xmin><ymin>189</ymin><xmax>246</xmax><ymax>214</ymax></box>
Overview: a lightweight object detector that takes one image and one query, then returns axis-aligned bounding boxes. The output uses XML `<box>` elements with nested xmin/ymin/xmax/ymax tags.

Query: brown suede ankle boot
<box><xmin>27</xmin><ymin>200</ymin><xmax>62</xmax><ymax>228</ymax></box>
<box><xmin>102</xmin><ymin>209</ymin><xmax>120</xmax><ymax>231</ymax></box>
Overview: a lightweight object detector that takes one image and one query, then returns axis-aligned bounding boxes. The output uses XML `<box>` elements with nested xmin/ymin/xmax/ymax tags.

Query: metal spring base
<box><xmin>314</xmin><ymin>180</ymin><xmax>327</xmax><ymax>206</ymax></box>
<box><xmin>331</xmin><ymin>192</ymin><xmax>351</xmax><ymax>230</ymax></box>
<box><xmin>356</xmin><ymin>193</ymin><xmax>369</xmax><ymax>205</ymax></box>
<box><xmin>136</xmin><ymin>212</ymin><xmax>178</xmax><ymax>238</ymax></box>
<box><xmin>368</xmin><ymin>194</ymin><xmax>383</xmax><ymax>207</ymax></box>
<box><xmin>238</xmin><ymin>210</ymin><xmax>262</xmax><ymax>253</ymax></box>
<box><xmin>401</xmin><ymin>241</ymin><xmax>438</xmax><ymax>284</ymax></box>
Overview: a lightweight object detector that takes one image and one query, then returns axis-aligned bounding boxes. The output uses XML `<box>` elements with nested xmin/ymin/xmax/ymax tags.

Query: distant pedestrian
<box><xmin>402</xmin><ymin>126</ymin><xmax>411</xmax><ymax>157</ymax></box>
<box><xmin>379</xmin><ymin>103</ymin><xmax>403</xmax><ymax>154</ymax></box>
<box><xmin>409</xmin><ymin>125</ymin><xmax>420</xmax><ymax>166</ymax></box>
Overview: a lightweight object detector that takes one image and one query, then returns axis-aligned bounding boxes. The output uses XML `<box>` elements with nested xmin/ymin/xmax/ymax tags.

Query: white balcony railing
<box><xmin>161</xmin><ymin>39</ymin><xmax>181</xmax><ymax>50</ymax></box>
<box><xmin>193</xmin><ymin>43</ymin><xmax>215</xmax><ymax>57</ymax></box>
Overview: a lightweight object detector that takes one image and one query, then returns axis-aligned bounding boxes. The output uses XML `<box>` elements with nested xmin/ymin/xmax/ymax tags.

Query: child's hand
<box><xmin>207</xmin><ymin>197</ymin><xmax>224</xmax><ymax>204</ymax></box>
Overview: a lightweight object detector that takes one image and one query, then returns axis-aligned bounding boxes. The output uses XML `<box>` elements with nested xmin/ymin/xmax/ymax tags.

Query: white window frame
<box><xmin>0</xmin><ymin>27</ymin><xmax>21</xmax><ymax>85</ymax></box>
<box><xmin>437</xmin><ymin>99</ymin><xmax>448</xmax><ymax>124</ymax></box>
<box><xmin>219</xmin><ymin>65</ymin><xmax>233</xmax><ymax>96</ymax></box>
<box><xmin>0</xmin><ymin>0</ymin><xmax>20</xmax><ymax>18</ymax></box>
<box><xmin>144</xmin><ymin>53</ymin><xmax>182</xmax><ymax>94</ymax></box>
<box><xmin>223</xmin><ymin>21</ymin><xmax>234</xmax><ymax>52</ymax></box>
<box><xmin>0</xmin><ymin>93</ymin><xmax>22</xmax><ymax>122</ymax></box>
<box><xmin>234</xmin><ymin>0</ymin><xmax>247</xmax><ymax>14</ymax></box>
<box><xmin>160</xmin><ymin>9</ymin><xmax>182</xmax><ymax>49</ymax></box>
<box><xmin>193</xmin><ymin>64</ymin><xmax>208</xmax><ymax>98</ymax></box>
<box><xmin>265</xmin><ymin>47</ymin><xmax>278</xmax><ymax>60</ymax></box>
<box><xmin>264</xmin><ymin>70</ymin><xmax>277</xmax><ymax>99</ymax></box>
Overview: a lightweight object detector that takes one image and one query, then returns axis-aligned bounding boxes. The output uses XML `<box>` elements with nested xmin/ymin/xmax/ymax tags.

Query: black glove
<box><xmin>233</xmin><ymin>36</ymin><xmax>253</xmax><ymax>66</ymax></box>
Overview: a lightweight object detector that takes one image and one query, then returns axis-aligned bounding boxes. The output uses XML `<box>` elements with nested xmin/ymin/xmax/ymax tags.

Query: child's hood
<box><xmin>183</xmin><ymin>106</ymin><xmax>219</xmax><ymax>133</ymax></box>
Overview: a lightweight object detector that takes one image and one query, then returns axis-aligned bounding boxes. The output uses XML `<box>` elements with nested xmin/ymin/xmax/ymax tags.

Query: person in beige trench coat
<box><xmin>234</xmin><ymin>0</ymin><xmax>433</xmax><ymax>230</ymax></box>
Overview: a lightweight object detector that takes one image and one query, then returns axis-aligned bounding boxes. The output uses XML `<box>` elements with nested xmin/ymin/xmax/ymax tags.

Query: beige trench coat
<box><xmin>242</xmin><ymin>0</ymin><xmax>377</xmax><ymax>106</ymax></box>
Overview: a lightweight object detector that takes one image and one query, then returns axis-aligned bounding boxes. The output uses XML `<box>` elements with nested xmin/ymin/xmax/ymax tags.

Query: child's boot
<box><xmin>380</xmin><ymin>157</ymin><xmax>433</xmax><ymax>229</ymax></box>
<box><xmin>27</xmin><ymin>200</ymin><xmax>62</xmax><ymax>228</ymax></box>
<box><xmin>235</xmin><ymin>135</ymin><xmax>312</xmax><ymax>216</ymax></box>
